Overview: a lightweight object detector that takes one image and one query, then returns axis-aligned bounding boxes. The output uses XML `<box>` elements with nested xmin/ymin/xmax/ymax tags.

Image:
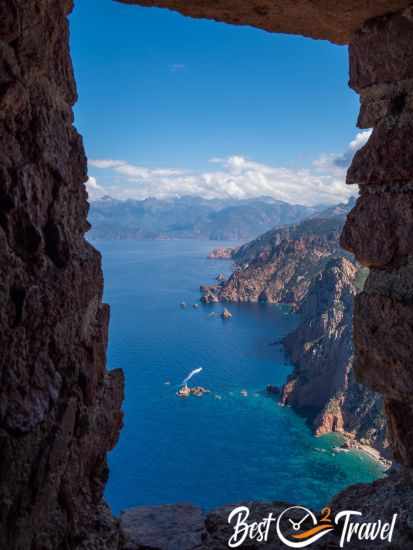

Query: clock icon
<box><xmin>276</xmin><ymin>506</ymin><xmax>334</xmax><ymax>548</ymax></box>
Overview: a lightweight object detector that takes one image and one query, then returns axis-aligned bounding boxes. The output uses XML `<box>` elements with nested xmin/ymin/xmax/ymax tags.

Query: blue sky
<box><xmin>70</xmin><ymin>0</ymin><xmax>367</xmax><ymax>205</ymax></box>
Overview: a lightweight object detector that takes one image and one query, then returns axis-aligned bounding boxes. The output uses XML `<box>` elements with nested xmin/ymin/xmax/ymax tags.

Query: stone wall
<box><xmin>0</xmin><ymin>1</ymin><xmax>124</xmax><ymax>548</ymax></box>
<box><xmin>341</xmin><ymin>6</ymin><xmax>413</xmax><ymax>467</ymax></box>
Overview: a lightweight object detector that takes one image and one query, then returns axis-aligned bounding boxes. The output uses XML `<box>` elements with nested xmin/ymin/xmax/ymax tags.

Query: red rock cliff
<box><xmin>204</xmin><ymin>215</ymin><xmax>348</xmax><ymax>306</ymax></box>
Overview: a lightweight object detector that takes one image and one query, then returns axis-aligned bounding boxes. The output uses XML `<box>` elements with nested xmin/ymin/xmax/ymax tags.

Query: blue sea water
<box><xmin>98</xmin><ymin>239</ymin><xmax>384</xmax><ymax>515</ymax></box>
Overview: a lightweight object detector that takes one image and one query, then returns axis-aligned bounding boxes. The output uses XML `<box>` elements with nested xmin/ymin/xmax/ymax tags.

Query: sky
<box><xmin>70</xmin><ymin>0</ymin><xmax>368</xmax><ymax>206</ymax></box>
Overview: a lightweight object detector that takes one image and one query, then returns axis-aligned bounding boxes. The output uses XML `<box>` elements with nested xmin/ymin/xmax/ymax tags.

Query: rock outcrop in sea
<box><xmin>221</xmin><ymin>308</ymin><xmax>233</xmax><ymax>320</ymax></box>
<box><xmin>176</xmin><ymin>386</ymin><xmax>210</xmax><ymax>398</ymax></box>
<box><xmin>207</xmin><ymin>247</ymin><xmax>236</xmax><ymax>260</ymax></box>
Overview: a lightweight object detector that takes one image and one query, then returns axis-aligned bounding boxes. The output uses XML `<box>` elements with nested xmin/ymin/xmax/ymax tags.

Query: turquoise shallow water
<box><xmin>97</xmin><ymin>239</ymin><xmax>385</xmax><ymax>514</ymax></box>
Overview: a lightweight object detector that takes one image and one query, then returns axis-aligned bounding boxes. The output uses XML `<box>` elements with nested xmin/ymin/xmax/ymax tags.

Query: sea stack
<box><xmin>176</xmin><ymin>386</ymin><xmax>210</xmax><ymax>398</ymax></box>
<box><xmin>207</xmin><ymin>247</ymin><xmax>234</xmax><ymax>259</ymax></box>
<box><xmin>221</xmin><ymin>308</ymin><xmax>233</xmax><ymax>320</ymax></box>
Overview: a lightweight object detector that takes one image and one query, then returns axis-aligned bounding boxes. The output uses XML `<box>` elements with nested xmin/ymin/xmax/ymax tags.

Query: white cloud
<box><xmin>85</xmin><ymin>176</ymin><xmax>106</xmax><ymax>200</ymax></box>
<box><xmin>89</xmin><ymin>159</ymin><xmax>126</xmax><ymax>169</ymax></box>
<box><xmin>313</xmin><ymin>129</ymin><xmax>372</xmax><ymax>173</ymax></box>
<box><xmin>349</xmin><ymin>130</ymin><xmax>372</xmax><ymax>151</ymax></box>
<box><xmin>89</xmin><ymin>159</ymin><xmax>186</xmax><ymax>179</ymax></box>
<box><xmin>87</xmin><ymin>131</ymin><xmax>371</xmax><ymax>206</ymax></box>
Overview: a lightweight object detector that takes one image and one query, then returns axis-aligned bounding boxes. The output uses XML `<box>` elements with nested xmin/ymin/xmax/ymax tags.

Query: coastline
<box><xmin>200</xmin><ymin>261</ymin><xmax>392</xmax><ymax>476</ymax></box>
<box><xmin>327</xmin><ymin>431</ymin><xmax>392</xmax><ymax>471</ymax></box>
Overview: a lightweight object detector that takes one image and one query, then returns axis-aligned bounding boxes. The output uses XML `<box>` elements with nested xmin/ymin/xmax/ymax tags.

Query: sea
<box><xmin>95</xmin><ymin>239</ymin><xmax>385</xmax><ymax>515</ymax></box>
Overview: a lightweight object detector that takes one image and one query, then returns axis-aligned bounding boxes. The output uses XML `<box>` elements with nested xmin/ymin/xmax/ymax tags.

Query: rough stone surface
<box><xmin>120</xmin><ymin>505</ymin><xmax>206</xmax><ymax>549</ymax></box>
<box><xmin>353</xmin><ymin>292</ymin><xmax>413</xmax><ymax>402</ymax></box>
<box><xmin>120</xmin><ymin>502</ymin><xmax>307</xmax><ymax>549</ymax></box>
<box><xmin>344</xmin><ymin>8</ymin><xmax>413</xmax><ymax>469</ymax></box>
<box><xmin>365</xmin><ymin>257</ymin><xmax>413</xmax><ymax>301</ymax></box>
<box><xmin>120</xmin><ymin>493</ymin><xmax>413</xmax><ymax>549</ymax></box>
<box><xmin>352</xmin><ymin>269</ymin><xmax>413</xmax><ymax>467</ymax></box>
<box><xmin>357</xmin><ymin>78</ymin><xmax>413</xmax><ymax>128</ymax></box>
<box><xmin>349</xmin><ymin>7</ymin><xmax>413</xmax><ymax>92</ymax></box>
<box><xmin>347</xmin><ymin>8</ymin><xmax>413</xmax><ymax>186</ymax></box>
<box><xmin>329</xmin><ymin>470</ymin><xmax>413</xmax><ymax>549</ymax></box>
<box><xmin>341</xmin><ymin>191</ymin><xmax>413</xmax><ymax>268</ymax></box>
<box><xmin>386</xmin><ymin>400</ymin><xmax>413</xmax><ymax>467</ymax></box>
<box><xmin>115</xmin><ymin>0</ymin><xmax>412</xmax><ymax>44</ymax></box>
<box><xmin>203</xmin><ymin>502</ymin><xmax>290</xmax><ymax>549</ymax></box>
<box><xmin>349</xmin><ymin>259</ymin><xmax>413</xmax><ymax>467</ymax></box>
<box><xmin>0</xmin><ymin>1</ymin><xmax>124</xmax><ymax>548</ymax></box>
<box><xmin>347</xmin><ymin>115</ymin><xmax>413</xmax><ymax>186</ymax></box>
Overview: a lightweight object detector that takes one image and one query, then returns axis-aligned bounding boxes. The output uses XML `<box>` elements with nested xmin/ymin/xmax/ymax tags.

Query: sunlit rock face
<box><xmin>0</xmin><ymin>1</ymin><xmax>124</xmax><ymax>548</ymax></box>
<box><xmin>115</xmin><ymin>0</ymin><xmax>411</xmax><ymax>44</ymax></box>
<box><xmin>341</xmin><ymin>7</ymin><xmax>413</xmax><ymax>468</ymax></box>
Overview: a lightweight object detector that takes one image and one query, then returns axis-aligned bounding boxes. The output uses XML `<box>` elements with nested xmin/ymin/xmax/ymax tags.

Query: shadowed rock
<box><xmin>115</xmin><ymin>0</ymin><xmax>412</xmax><ymax>44</ymax></box>
<box><xmin>120</xmin><ymin>505</ymin><xmax>206</xmax><ymax>549</ymax></box>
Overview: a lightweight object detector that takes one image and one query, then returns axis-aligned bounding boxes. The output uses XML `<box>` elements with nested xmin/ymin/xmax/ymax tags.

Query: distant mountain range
<box><xmin>87</xmin><ymin>195</ymin><xmax>332</xmax><ymax>241</ymax></box>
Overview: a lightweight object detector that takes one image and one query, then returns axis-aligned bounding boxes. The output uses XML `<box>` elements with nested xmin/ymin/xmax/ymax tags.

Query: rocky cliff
<box><xmin>0</xmin><ymin>2</ymin><xmax>124</xmax><ymax>548</ymax></box>
<box><xmin>203</xmin><ymin>212</ymin><xmax>388</xmax><ymax>458</ymax></box>
<box><xmin>117</xmin><ymin>0</ymin><xmax>411</xmax><ymax>44</ymax></box>
<box><xmin>280</xmin><ymin>257</ymin><xmax>389</xmax><ymax>459</ymax></box>
<box><xmin>202</xmin><ymin>205</ymin><xmax>352</xmax><ymax>306</ymax></box>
